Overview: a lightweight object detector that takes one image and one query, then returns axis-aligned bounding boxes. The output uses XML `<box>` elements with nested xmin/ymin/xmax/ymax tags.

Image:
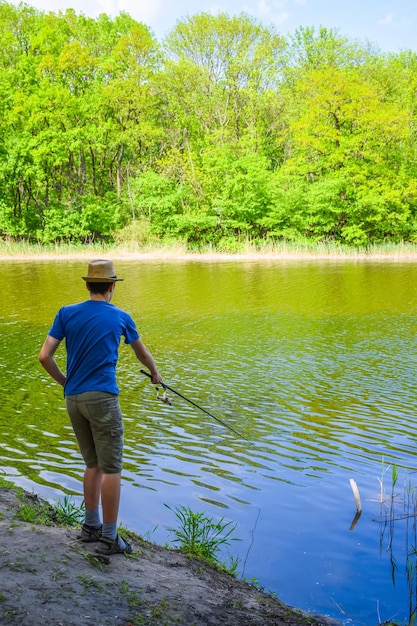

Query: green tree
<box><xmin>0</xmin><ymin>3</ymin><xmax>160</xmax><ymax>241</ymax></box>
<box><xmin>267</xmin><ymin>62</ymin><xmax>415</xmax><ymax>243</ymax></box>
<box><xmin>0</xmin><ymin>2</ymin><xmax>417</xmax><ymax>248</ymax></box>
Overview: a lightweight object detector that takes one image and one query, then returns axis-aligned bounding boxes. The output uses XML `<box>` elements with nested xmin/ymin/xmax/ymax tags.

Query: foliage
<box><xmin>0</xmin><ymin>475</ymin><xmax>14</xmax><ymax>489</ymax></box>
<box><xmin>16</xmin><ymin>491</ymin><xmax>56</xmax><ymax>525</ymax></box>
<box><xmin>11</xmin><ymin>487</ymin><xmax>84</xmax><ymax>527</ymax></box>
<box><xmin>54</xmin><ymin>495</ymin><xmax>85</xmax><ymax>526</ymax></box>
<box><xmin>166</xmin><ymin>504</ymin><xmax>239</xmax><ymax>574</ymax></box>
<box><xmin>0</xmin><ymin>4</ymin><xmax>416</xmax><ymax>247</ymax></box>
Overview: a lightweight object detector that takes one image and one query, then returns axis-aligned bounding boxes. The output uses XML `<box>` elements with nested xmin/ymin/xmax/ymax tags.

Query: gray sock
<box><xmin>102</xmin><ymin>522</ymin><xmax>126</xmax><ymax>549</ymax></box>
<box><xmin>102</xmin><ymin>522</ymin><xmax>117</xmax><ymax>540</ymax></box>
<box><xmin>84</xmin><ymin>508</ymin><xmax>101</xmax><ymax>528</ymax></box>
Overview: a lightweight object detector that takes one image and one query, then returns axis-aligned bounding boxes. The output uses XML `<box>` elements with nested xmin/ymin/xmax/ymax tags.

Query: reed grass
<box><xmin>372</xmin><ymin>462</ymin><xmax>417</xmax><ymax>623</ymax></box>
<box><xmin>165</xmin><ymin>504</ymin><xmax>239</xmax><ymax>574</ymax></box>
<box><xmin>1</xmin><ymin>238</ymin><xmax>417</xmax><ymax>261</ymax></box>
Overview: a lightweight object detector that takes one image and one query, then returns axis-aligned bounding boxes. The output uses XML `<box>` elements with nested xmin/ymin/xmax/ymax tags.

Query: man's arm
<box><xmin>130</xmin><ymin>338</ymin><xmax>162</xmax><ymax>384</ymax></box>
<box><xmin>38</xmin><ymin>335</ymin><xmax>66</xmax><ymax>387</ymax></box>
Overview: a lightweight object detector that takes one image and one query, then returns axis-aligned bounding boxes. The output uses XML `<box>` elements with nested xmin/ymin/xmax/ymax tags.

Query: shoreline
<box><xmin>0</xmin><ymin>484</ymin><xmax>339</xmax><ymax>626</ymax></box>
<box><xmin>1</xmin><ymin>247</ymin><xmax>417</xmax><ymax>263</ymax></box>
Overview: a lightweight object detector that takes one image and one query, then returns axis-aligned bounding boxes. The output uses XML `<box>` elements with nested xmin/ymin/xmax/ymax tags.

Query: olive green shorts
<box><xmin>65</xmin><ymin>392</ymin><xmax>124</xmax><ymax>474</ymax></box>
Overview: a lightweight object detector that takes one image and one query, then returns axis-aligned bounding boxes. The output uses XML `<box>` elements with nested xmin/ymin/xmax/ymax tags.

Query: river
<box><xmin>1</xmin><ymin>258</ymin><xmax>417</xmax><ymax>624</ymax></box>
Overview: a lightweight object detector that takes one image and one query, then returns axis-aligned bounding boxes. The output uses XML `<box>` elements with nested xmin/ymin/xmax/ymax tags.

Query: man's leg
<box><xmin>78</xmin><ymin>465</ymin><xmax>102</xmax><ymax>541</ymax></box>
<box><xmin>83</xmin><ymin>393</ymin><xmax>131</xmax><ymax>554</ymax></box>
<box><xmin>66</xmin><ymin>396</ymin><xmax>102</xmax><ymax>540</ymax></box>
<box><xmin>84</xmin><ymin>465</ymin><xmax>102</xmax><ymax>511</ymax></box>
<box><xmin>97</xmin><ymin>471</ymin><xmax>131</xmax><ymax>554</ymax></box>
<box><xmin>101</xmin><ymin>472</ymin><xmax>121</xmax><ymax>524</ymax></box>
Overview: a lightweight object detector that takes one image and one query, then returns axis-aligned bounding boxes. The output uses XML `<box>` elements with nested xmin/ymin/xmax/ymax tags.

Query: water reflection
<box><xmin>1</xmin><ymin>259</ymin><xmax>417</xmax><ymax>624</ymax></box>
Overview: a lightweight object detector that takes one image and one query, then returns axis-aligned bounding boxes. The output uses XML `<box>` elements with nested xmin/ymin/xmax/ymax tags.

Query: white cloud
<box><xmin>272</xmin><ymin>10</ymin><xmax>290</xmax><ymax>25</ymax></box>
<box><xmin>377</xmin><ymin>13</ymin><xmax>394</xmax><ymax>26</ymax></box>
<box><xmin>253</xmin><ymin>0</ymin><xmax>290</xmax><ymax>24</ymax></box>
<box><xmin>258</xmin><ymin>0</ymin><xmax>271</xmax><ymax>16</ymax></box>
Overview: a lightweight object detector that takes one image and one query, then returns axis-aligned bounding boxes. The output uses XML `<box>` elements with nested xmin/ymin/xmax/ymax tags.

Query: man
<box><xmin>39</xmin><ymin>259</ymin><xmax>162</xmax><ymax>555</ymax></box>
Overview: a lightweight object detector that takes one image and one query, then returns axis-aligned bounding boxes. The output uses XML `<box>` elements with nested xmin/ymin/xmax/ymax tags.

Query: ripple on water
<box><xmin>2</xmin><ymin>261</ymin><xmax>417</xmax><ymax>625</ymax></box>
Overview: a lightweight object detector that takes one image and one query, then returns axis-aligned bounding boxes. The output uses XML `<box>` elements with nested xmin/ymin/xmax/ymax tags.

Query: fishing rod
<box><xmin>140</xmin><ymin>369</ymin><xmax>249</xmax><ymax>441</ymax></box>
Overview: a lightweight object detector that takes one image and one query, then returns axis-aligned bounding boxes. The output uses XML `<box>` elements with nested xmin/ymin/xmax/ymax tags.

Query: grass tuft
<box><xmin>165</xmin><ymin>504</ymin><xmax>239</xmax><ymax>574</ymax></box>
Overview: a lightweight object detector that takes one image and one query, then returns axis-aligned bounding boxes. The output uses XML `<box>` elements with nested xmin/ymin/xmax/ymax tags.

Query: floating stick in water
<box><xmin>349</xmin><ymin>478</ymin><xmax>362</xmax><ymax>531</ymax></box>
<box><xmin>350</xmin><ymin>478</ymin><xmax>362</xmax><ymax>512</ymax></box>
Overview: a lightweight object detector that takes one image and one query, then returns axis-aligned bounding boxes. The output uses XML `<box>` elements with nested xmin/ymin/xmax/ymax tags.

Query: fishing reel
<box><xmin>155</xmin><ymin>385</ymin><xmax>172</xmax><ymax>405</ymax></box>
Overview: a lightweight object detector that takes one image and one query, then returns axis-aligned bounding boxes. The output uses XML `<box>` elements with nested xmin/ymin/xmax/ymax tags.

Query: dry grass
<box><xmin>1</xmin><ymin>239</ymin><xmax>417</xmax><ymax>262</ymax></box>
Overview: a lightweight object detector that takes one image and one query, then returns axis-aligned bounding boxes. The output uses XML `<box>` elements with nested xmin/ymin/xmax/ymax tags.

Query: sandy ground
<box><xmin>0</xmin><ymin>488</ymin><xmax>341</xmax><ymax>626</ymax></box>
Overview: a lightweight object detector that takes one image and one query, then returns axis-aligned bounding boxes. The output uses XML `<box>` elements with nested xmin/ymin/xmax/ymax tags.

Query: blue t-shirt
<box><xmin>48</xmin><ymin>300</ymin><xmax>140</xmax><ymax>396</ymax></box>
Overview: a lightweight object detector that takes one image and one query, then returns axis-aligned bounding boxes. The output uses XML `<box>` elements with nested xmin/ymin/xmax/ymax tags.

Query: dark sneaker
<box><xmin>95</xmin><ymin>535</ymin><xmax>132</xmax><ymax>556</ymax></box>
<box><xmin>78</xmin><ymin>524</ymin><xmax>102</xmax><ymax>543</ymax></box>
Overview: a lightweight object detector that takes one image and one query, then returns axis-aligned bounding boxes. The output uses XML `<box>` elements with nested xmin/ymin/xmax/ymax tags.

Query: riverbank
<box><xmin>0</xmin><ymin>486</ymin><xmax>339</xmax><ymax>626</ymax></box>
<box><xmin>1</xmin><ymin>241</ymin><xmax>417</xmax><ymax>262</ymax></box>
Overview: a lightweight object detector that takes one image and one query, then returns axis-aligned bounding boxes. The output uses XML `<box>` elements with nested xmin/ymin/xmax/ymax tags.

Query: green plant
<box><xmin>165</xmin><ymin>504</ymin><xmax>239</xmax><ymax>572</ymax></box>
<box><xmin>3</xmin><ymin>559</ymin><xmax>36</xmax><ymax>574</ymax></box>
<box><xmin>373</xmin><ymin>462</ymin><xmax>417</xmax><ymax>623</ymax></box>
<box><xmin>54</xmin><ymin>495</ymin><xmax>85</xmax><ymax>526</ymax></box>
<box><xmin>16</xmin><ymin>497</ymin><xmax>52</xmax><ymax>525</ymax></box>
<box><xmin>249</xmin><ymin>577</ymin><xmax>265</xmax><ymax>592</ymax></box>
<box><xmin>120</xmin><ymin>580</ymin><xmax>145</xmax><ymax>625</ymax></box>
<box><xmin>13</xmin><ymin>491</ymin><xmax>84</xmax><ymax>528</ymax></box>
<box><xmin>74</xmin><ymin>547</ymin><xmax>105</xmax><ymax>572</ymax></box>
<box><xmin>0</xmin><ymin>476</ymin><xmax>14</xmax><ymax>489</ymax></box>
<box><xmin>76</xmin><ymin>574</ymin><xmax>103</xmax><ymax>593</ymax></box>
<box><xmin>52</xmin><ymin>568</ymin><xmax>65</xmax><ymax>581</ymax></box>
<box><xmin>142</xmin><ymin>524</ymin><xmax>158</xmax><ymax>543</ymax></box>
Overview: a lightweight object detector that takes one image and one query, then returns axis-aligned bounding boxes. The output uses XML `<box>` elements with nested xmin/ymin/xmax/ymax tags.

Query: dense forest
<box><xmin>0</xmin><ymin>1</ymin><xmax>416</xmax><ymax>249</ymax></box>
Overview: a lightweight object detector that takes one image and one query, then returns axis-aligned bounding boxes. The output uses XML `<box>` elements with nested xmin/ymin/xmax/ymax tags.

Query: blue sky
<box><xmin>9</xmin><ymin>0</ymin><xmax>417</xmax><ymax>53</ymax></box>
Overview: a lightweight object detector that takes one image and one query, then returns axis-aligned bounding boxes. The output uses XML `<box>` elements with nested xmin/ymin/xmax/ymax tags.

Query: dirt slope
<box><xmin>0</xmin><ymin>488</ymin><xmax>339</xmax><ymax>626</ymax></box>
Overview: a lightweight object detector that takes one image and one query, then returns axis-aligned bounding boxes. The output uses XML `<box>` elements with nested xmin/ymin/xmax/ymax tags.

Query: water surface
<box><xmin>1</xmin><ymin>259</ymin><xmax>417</xmax><ymax>624</ymax></box>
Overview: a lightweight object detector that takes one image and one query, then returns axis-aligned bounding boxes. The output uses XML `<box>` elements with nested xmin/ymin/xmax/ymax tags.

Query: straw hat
<box><xmin>82</xmin><ymin>259</ymin><xmax>124</xmax><ymax>283</ymax></box>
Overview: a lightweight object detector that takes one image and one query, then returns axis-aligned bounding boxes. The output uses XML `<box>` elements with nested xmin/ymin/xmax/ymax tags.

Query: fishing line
<box><xmin>241</xmin><ymin>507</ymin><xmax>261</xmax><ymax>579</ymax></box>
<box><xmin>140</xmin><ymin>369</ymin><xmax>249</xmax><ymax>441</ymax></box>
